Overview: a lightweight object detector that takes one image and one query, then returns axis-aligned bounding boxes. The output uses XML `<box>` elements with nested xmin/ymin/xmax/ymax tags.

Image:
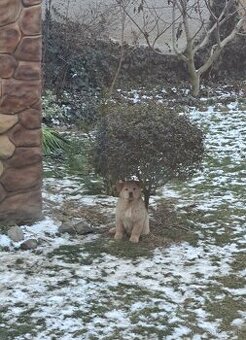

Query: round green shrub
<box><xmin>95</xmin><ymin>102</ymin><xmax>205</xmax><ymax>206</ymax></box>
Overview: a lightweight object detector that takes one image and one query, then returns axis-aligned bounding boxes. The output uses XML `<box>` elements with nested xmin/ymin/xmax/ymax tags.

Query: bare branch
<box><xmin>194</xmin><ymin>0</ymin><xmax>241</xmax><ymax>53</ymax></box>
<box><xmin>198</xmin><ymin>15</ymin><xmax>246</xmax><ymax>75</ymax></box>
<box><xmin>108</xmin><ymin>6</ymin><xmax>126</xmax><ymax>97</ymax></box>
<box><xmin>172</xmin><ymin>2</ymin><xmax>188</xmax><ymax>61</ymax></box>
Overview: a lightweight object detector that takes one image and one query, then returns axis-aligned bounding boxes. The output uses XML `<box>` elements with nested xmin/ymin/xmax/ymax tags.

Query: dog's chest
<box><xmin>124</xmin><ymin>207</ymin><xmax>133</xmax><ymax>220</ymax></box>
<box><xmin>123</xmin><ymin>207</ymin><xmax>134</xmax><ymax>231</ymax></box>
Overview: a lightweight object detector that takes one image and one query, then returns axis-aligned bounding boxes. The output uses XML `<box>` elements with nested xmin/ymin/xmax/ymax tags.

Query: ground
<box><xmin>0</xmin><ymin>86</ymin><xmax>245</xmax><ymax>339</ymax></box>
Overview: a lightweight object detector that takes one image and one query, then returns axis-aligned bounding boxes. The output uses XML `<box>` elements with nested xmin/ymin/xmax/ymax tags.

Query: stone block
<box><xmin>0</xmin><ymin>114</ymin><xmax>18</xmax><ymax>134</ymax></box>
<box><xmin>7</xmin><ymin>226</ymin><xmax>24</xmax><ymax>242</ymax></box>
<box><xmin>14</xmin><ymin>62</ymin><xmax>41</xmax><ymax>81</ymax></box>
<box><xmin>2</xmin><ymin>79</ymin><xmax>41</xmax><ymax>99</ymax></box>
<box><xmin>58</xmin><ymin>223</ymin><xmax>76</xmax><ymax>235</ymax></box>
<box><xmin>74</xmin><ymin>221</ymin><xmax>94</xmax><ymax>235</ymax></box>
<box><xmin>0</xmin><ymin>0</ymin><xmax>43</xmax><ymax>225</ymax></box>
<box><xmin>1</xmin><ymin>163</ymin><xmax>42</xmax><ymax>192</ymax></box>
<box><xmin>0</xmin><ymin>55</ymin><xmax>17</xmax><ymax>78</ymax></box>
<box><xmin>0</xmin><ymin>95</ymin><xmax>37</xmax><ymax>114</ymax></box>
<box><xmin>22</xmin><ymin>0</ymin><xmax>42</xmax><ymax>6</ymax></box>
<box><xmin>20</xmin><ymin>238</ymin><xmax>38</xmax><ymax>250</ymax></box>
<box><xmin>9</xmin><ymin>124</ymin><xmax>41</xmax><ymax>147</ymax></box>
<box><xmin>19</xmin><ymin>108</ymin><xmax>42</xmax><ymax>129</ymax></box>
<box><xmin>0</xmin><ymin>189</ymin><xmax>42</xmax><ymax>224</ymax></box>
<box><xmin>0</xmin><ymin>161</ymin><xmax>3</xmax><ymax>177</ymax></box>
<box><xmin>15</xmin><ymin>36</ymin><xmax>42</xmax><ymax>62</ymax></box>
<box><xmin>58</xmin><ymin>221</ymin><xmax>94</xmax><ymax>235</ymax></box>
<box><xmin>0</xmin><ymin>0</ymin><xmax>21</xmax><ymax>27</ymax></box>
<box><xmin>0</xmin><ymin>183</ymin><xmax>6</xmax><ymax>202</ymax></box>
<box><xmin>0</xmin><ymin>135</ymin><xmax>15</xmax><ymax>159</ymax></box>
<box><xmin>5</xmin><ymin>147</ymin><xmax>42</xmax><ymax>168</ymax></box>
<box><xmin>0</xmin><ymin>24</ymin><xmax>21</xmax><ymax>53</ymax></box>
<box><xmin>31</xmin><ymin>99</ymin><xmax>42</xmax><ymax>111</ymax></box>
<box><xmin>20</xmin><ymin>6</ymin><xmax>41</xmax><ymax>36</ymax></box>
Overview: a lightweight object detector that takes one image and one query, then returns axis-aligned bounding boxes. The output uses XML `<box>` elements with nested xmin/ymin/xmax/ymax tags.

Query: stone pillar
<box><xmin>0</xmin><ymin>0</ymin><xmax>42</xmax><ymax>224</ymax></box>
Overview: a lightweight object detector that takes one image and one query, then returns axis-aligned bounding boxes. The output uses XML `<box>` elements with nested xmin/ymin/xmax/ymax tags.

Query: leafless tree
<box><xmin>116</xmin><ymin>0</ymin><xmax>246</xmax><ymax>96</ymax></box>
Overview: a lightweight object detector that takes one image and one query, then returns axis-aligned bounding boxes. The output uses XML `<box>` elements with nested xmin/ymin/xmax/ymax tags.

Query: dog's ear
<box><xmin>116</xmin><ymin>180</ymin><xmax>125</xmax><ymax>194</ymax></box>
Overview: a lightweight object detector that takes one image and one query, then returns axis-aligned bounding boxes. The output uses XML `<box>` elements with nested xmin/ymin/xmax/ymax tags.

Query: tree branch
<box><xmin>194</xmin><ymin>0</ymin><xmax>236</xmax><ymax>53</ymax></box>
<box><xmin>198</xmin><ymin>15</ymin><xmax>245</xmax><ymax>75</ymax></box>
<box><xmin>172</xmin><ymin>2</ymin><xmax>188</xmax><ymax>61</ymax></box>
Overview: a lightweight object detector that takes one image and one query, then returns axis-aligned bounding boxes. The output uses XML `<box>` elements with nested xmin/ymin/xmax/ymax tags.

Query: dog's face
<box><xmin>117</xmin><ymin>181</ymin><xmax>142</xmax><ymax>201</ymax></box>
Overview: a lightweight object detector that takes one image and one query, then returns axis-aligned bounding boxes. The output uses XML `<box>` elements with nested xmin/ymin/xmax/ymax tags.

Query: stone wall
<box><xmin>0</xmin><ymin>0</ymin><xmax>42</xmax><ymax>224</ymax></box>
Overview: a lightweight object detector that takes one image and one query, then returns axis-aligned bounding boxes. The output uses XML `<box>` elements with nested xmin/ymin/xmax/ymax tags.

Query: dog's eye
<box><xmin>125</xmin><ymin>188</ymin><xmax>128</xmax><ymax>191</ymax></box>
<box><xmin>133</xmin><ymin>188</ymin><xmax>136</xmax><ymax>190</ymax></box>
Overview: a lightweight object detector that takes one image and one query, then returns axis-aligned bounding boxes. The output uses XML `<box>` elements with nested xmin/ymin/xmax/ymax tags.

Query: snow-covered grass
<box><xmin>1</xmin><ymin>240</ymin><xmax>244</xmax><ymax>339</ymax></box>
<box><xmin>0</xmin><ymin>88</ymin><xmax>245</xmax><ymax>339</ymax></box>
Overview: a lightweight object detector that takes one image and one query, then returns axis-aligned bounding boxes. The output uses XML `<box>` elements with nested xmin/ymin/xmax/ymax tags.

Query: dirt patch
<box><xmin>53</xmin><ymin>200</ymin><xmax>112</xmax><ymax>228</ymax></box>
<box><xmin>149</xmin><ymin>200</ymin><xmax>198</xmax><ymax>246</ymax></box>
<box><xmin>52</xmin><ymin>197</ymin><xmax>197</xmax><ymax>258</ymax></box>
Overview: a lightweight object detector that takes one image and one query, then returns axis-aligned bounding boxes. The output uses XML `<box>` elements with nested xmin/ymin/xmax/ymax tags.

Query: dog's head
<box><xmin>116</xmin><ymin>181</ymin><xmax>142</xmax><ymax>201</ymax></box>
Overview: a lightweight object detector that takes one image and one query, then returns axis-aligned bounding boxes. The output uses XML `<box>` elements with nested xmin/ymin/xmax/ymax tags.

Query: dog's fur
<box><xmin>110</xmin><ymin>181</ymin><xmax>149</xmax><ymax>243</ymax></box>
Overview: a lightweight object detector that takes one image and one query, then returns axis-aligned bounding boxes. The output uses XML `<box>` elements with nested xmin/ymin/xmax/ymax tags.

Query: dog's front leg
<box><xmin>129</xmin><ymin>223</ymin><xmax>142</xmax><ymax>243</ymax></box>
<box><xmin>115</xmin><ymin>220</ymin><xmax>124</xmax><ymax>240</ymax></box>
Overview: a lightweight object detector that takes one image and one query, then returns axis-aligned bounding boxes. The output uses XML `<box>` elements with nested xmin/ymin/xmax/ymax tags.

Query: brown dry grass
<box><xmin>53</xmin><ymin>201</ymin><xmax>112</xmax><ymax>227</ymax></box>
<box><xmin>53</xmin><ymin>198</ymin><xmax>196</xmax><ymax>250</ymax></box>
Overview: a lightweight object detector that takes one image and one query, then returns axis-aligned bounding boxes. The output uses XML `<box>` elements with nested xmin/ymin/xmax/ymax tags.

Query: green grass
<box><xmin>205</xmin><ymin>295</ymin><xmax>246</xmax><ymax>335</ymax></box>
<box><xmin>0</xmin><ymin>307</ymin><xmax>45</xmax><ymax>339</ymax></box>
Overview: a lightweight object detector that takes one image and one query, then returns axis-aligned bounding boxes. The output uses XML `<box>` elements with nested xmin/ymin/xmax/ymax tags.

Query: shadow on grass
<box><xmin>48</xmin><ymin>199</ymin><xmax>198</xmax><ymax>261</ymax></box>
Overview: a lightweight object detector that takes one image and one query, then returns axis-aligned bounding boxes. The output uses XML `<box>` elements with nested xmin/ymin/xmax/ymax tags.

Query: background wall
<box><xmin>44</xmin><ymin>0</ymin><xmax>210</xmax><ymax>54</ymax></box>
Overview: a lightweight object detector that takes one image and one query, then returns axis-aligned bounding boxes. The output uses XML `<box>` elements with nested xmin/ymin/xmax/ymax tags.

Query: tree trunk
<box><xmin>191</xmin><ymin>72</ymin><xmax>200</xmax><ymax>97</ymax></box>
<box><xmin>188</xmin><ymin>61</ymin><xmax>201</xmax><ymax>97</ymax></box>
<box><xmin>144</xmin><ymin>191</ymin><xmax>150</xmax><ymax>210</ymax></box>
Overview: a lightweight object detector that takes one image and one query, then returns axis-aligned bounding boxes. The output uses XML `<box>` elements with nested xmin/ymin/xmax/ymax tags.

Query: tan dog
<box><xmin>111</xmin><ymin>181</ymin><xmax>149</xmax><ymax>243</ymax></box>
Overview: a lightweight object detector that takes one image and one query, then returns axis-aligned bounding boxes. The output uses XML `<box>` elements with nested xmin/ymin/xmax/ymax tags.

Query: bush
<box><xmin>42</xmin><ymin>125</ymin><xmax>70</xmax><ymax>156</ymax></box>
<box><xmin>42</xmin><ymin>88</ymin><xmax>100</xmax><ymax>128</ymax></box>
<box><xmin>42</xmin><ymin>90</ymin><xmax>63</xmax><ymax>124</ymax></box>
<box><xmin>95</xmin><ymin>102</ymin><xmax>205</xmax><ymax>206</ymax></box>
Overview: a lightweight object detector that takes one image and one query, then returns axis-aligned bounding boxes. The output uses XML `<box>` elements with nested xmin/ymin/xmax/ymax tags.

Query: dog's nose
<box><xmin>129</xmin><ymin>191</ymin><xmax>133</xmax><ymax>197</ymax></box>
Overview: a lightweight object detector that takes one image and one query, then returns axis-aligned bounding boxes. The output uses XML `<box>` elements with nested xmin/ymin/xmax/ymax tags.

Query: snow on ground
<box><xmin>0</xmin><ymin>89</ymin><xmax>246</xmax><ymax>339</ymax></box>
<box><xmin>0</xmin><ymin>236</ymin><xmax>244</xmax><ymax>339</ymax></box>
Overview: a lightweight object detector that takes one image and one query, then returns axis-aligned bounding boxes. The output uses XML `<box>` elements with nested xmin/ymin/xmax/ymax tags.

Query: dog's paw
<box><xmin>114</xmin><ymin>233</ymin><xmax>123</xmax><ymax>240</ymax></box>
<box><xmin>129</xmin><ymin>235</ymin><xmax>139</xmax><ymax>243</ymax></box>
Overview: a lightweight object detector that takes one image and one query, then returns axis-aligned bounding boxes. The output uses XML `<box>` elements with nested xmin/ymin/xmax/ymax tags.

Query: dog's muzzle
<box><xmin>129</xmin><ymin>192</ymin><xmax>133</xmax><ymax>200</ymax></box>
